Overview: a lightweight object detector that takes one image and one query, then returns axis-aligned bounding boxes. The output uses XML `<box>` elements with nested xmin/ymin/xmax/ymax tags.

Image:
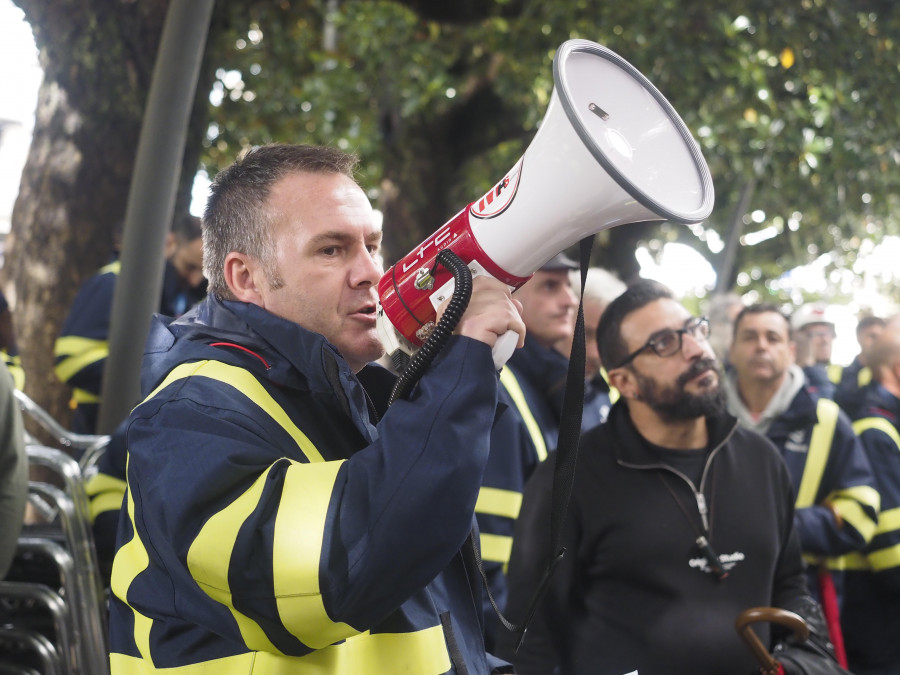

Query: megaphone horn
<box><xmin>377</xmin><ymin>39</ymin><xmax>715</xmax><ymax>370</ymax></box>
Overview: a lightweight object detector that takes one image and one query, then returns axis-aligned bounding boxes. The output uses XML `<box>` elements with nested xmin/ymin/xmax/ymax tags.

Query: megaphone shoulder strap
<box><xmin>466</xmin><ymin>236</ymin><xmax>593</xmax><ymax>650</ymax></box>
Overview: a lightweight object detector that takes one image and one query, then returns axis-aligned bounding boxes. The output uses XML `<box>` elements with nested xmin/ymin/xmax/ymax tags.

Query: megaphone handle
<box><xmin>492</xmin><ymin>330</ymin><xmax>519</xmax><ymax>370</ymax></box>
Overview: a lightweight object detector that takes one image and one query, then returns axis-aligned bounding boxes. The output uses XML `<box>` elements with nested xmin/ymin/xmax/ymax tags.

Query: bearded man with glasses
<box><xmin>500</xmin><ymin>279</ymin><xmax>849</xmax><ymax>675</ymax></box>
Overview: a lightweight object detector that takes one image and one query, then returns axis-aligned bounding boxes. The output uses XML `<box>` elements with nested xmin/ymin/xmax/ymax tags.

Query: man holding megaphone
<box><xmin>107</xmin><ymin>143</ymin><xmax>525</xmax><ymax>674</ymax></box>
<box><xmin>108</xmin><ymin>37</ymin><xmax>721</xmax><ymax>674</ymax></box>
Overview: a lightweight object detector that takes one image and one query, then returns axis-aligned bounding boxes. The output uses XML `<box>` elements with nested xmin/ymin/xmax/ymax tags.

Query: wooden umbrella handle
<box><xmin>735</xmin><ymin>607</ymin><xmax>810</xmax><ymax>675</ymax></box>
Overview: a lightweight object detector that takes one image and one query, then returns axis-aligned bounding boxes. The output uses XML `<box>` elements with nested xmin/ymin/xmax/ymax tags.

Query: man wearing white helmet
<box><xmin>792</xmin><ymin>302</ymin><xmax>839</xmax><ymax>400</ymax></box>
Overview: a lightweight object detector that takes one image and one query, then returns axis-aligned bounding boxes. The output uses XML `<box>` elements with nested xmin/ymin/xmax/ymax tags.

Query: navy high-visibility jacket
<box><xmin>108</xmin><ymin>297</ymin><xmax>511</xmax><ymax>674</ymax></box>
<box><xmin>764</xmin><ymin>385</ymin><xmax>879</xmax><ymax>604</ymax></box>
<box><xmin>843</xmin><ymin>382</ymin><xmax>900</xmax><ymax>671</ymax></box>
<box><xmin>54</xmin><ymin>259</ymin><xmax>206</xmax><ymax>432</ymax></box>
<box><xmin>505</xmin><ymin>336</ymin><xmax>569</xmax><ymax>453</ymax></box>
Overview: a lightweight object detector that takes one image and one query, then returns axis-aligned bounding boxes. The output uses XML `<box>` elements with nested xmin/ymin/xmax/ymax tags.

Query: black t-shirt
<box><xmin>643</xmin><ymin>440</ymin><xmax>709</xmax><ymax>487</ymax></box>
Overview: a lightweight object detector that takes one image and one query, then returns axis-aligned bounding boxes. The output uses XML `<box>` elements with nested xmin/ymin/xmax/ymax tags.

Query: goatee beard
<box><xmin>635</xmin><ymin>357</ymin><xmax>727</xmax><ymax>423</ymax></box>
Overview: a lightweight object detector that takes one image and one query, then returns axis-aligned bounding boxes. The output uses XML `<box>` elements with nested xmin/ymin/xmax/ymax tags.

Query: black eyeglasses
<box><xmin>614</xmin><ymin>316</ymin><xmax>710</xmax><ymax>369</ymax></box>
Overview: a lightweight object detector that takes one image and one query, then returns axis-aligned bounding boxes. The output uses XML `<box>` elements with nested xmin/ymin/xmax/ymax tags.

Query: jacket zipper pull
<box><xmin>695</xmin><ymin>491</ymin><xmax>710</xmax><ymax>532</ymax></box>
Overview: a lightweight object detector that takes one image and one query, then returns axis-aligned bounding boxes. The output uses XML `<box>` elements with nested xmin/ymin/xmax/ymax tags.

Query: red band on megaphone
<box><xmin>378</xmin><ymin>206</ymin><xmax>530</xmax><ymax>347</ymax></box>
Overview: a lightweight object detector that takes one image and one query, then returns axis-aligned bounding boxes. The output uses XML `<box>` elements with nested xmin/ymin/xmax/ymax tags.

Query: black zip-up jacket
<box><xmin>500</xmin><ymin>402</ymin><xmax>816</xmax><ymax>675</ymax></box>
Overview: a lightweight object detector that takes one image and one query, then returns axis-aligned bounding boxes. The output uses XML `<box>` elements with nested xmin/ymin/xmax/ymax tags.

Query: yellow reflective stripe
<box><xmin>475</xmin><ymin>486</ymin><xmax>523</xmax><ymax>520</ymax></box>
<box><xmin>858</xmin><ymin>367</ymin><xmax>872</xmax><ymax>388</ymax></box>
<box><xmin>85</xmin><ymin>473</ymin><xmax>127</xmax><ymax>522</ymax></box>
<box><xmin>499</xmin><ymin>368</ymin><xmax>548</xmax><ymax>462</ymax></box>
<box><xmin>853</xmin><ymin>417</ymin><xmax>900</xmax><ymax>448</ymax></box>
<box><xmin>480</xmin><ymin>532</ymin><xmax>513</xmax><ymax>566</ymax></box>
<box><xmin>53</xmin><ymin>336</ymin><xmax>108</xmax><ymax>382</ymax></box>
<box><xmin>73</xmin><ymin>388</ymin><xmax>101</xmax><ymax>403</ymax></box>
<box><xmin>878</xmin><ymin>506</ymin><xmax>900</xmax><ymax>535</ymax></box>
<box><xmin>274</xmin><ymin>460</ymin><xmax>355</xmax><ymax>649</ymax></box>
<box><xmin>111</xmin><ymin>458</ymin><xmax>154</xmax><ymax>664</ymax></box>
<box><xmin>141</xmin><ymin>360</ymin><xmax>324</xmax><ymax>463</ymax></box>
<box><xmin>599</xmin><ymin>367</ymin><xmax>619</xmax><ymax>403</ymax></box>
<box><xmin>187</xmin><ymin>464</ymin><xmax>283</xmax><ymax>654</ymax></box>
<box><xmin>110</xmin><ymin>625</ymin><xmax>451</xmax><ymax>674</ymax></box>
<box><xmin>829</xmin><ymin>485</ymin><xmax>881</xmax><ymax>542</ymax></box>
<box><xmin>818</xmin><ymin>552</ymin><xmax>867</xmax><ymax>571</ymax></box>
<box><xmin>795</xmin><ymin>398</ymin><xmax>839</xmax><ymax>508</ymax></box>
<box><xmin>827</xmin><ymin>363</ymin><xmax>843</xmax><ymax>385</ymax></box>
<box><xmin>101</xmin><ymin>260</ymin><xmax>122</xmax><ymax>275</ymax></box>
<box><xmin>823</xmin><ymin>507</ymin><xmax>900</xmax><ymax>572</ymax></box>
<box><xmin>868</xmin><ymin>543</ymin><xmax>900</xmax><ymax>572</ymax></box>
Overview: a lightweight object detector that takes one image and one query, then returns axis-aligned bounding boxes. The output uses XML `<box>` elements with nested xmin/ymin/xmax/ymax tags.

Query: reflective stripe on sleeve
<box><xmin>53</xmin><ymin>336</ymin><xmax>108</xmax><ymax>382</ymax></box>
<box><xmin>187</xmin><ymin>463</ymin><xmax>286</xmax><ymax>654</ymax></box>
<box><xmin>85</xmin><ymin>472</ymin><xmax>127</xmax><ymax>522</ymax></box>
<box><xmin>829</xmin><ymin>485</ymin><xmax>881</xmax><ymax>542</ymax></box>
<box><xmin>479</xmin><ymin>533</ymin><xmax>514</xmax><ymax>566</ymax></box>
<box><xmin>109</xmin><ymin>625</ymin><xmax>451</xmax><ymax>674</ymax></box>
<box><xmin>475</xmin><ymin>486</ymin><xmax>523</xmax><ymax>521</ymax></box>
<box><xmin>273</xmin><ymin>460</ymin><xmax>356</xmax><ymax>648</ymax></box>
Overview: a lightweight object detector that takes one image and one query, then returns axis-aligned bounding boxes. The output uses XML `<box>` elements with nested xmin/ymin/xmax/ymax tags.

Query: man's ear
<box><xmin>223</xmin><ymin>252</ymin><xmax>264</xmax><ymax>305</ymax></box>
<box><xmin>163</xmin><ymin>232</ymin><xmax>176</xmax><ymax>258</ymax></box>
<box><xmin>608</xmin><ymin>368</ymin><xmax>638</xmax><ymax>400</ymax></box>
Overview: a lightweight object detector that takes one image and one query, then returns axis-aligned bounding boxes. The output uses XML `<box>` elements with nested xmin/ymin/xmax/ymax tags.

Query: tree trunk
<box><xmin>3</xmin><ymin>0</ymin><xmax>169</xmax><ymax>437</ymax></box>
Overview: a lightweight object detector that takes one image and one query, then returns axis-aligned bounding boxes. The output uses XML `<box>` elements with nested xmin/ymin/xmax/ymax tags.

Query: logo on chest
<box><xmin>689</xmin><ymin>550</ymin><xmax>746</xmax><ymax>576</ymax></box>
<box><xmin>784</xmin><ymin>429</ymin><xmax>809</xmax><ymax>454</ymax></box>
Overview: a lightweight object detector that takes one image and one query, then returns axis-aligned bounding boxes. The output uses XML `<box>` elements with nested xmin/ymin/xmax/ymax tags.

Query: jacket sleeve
<box><xmin>123</xmin><ymin>336</ymin><xmax>500</xmax><ymax>650</ymax></box>
<box><xmin>856</xmin><ymin>426</ymin><xmax>900</xmax><ymax>591</ymax></box>
<box><xmin>53</xmin><ymin>272</ymin><xmax>116</xmax><ymax>393</ymax></box>
<box><xmin>794</xmin><ymin>414</ymin><xmax>879</xmax><ymax>557</ymax></box>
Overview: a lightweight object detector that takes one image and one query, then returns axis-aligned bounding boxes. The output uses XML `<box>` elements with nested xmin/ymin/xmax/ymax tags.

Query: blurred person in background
<box><xmin>53</xmin><ymin>214</ymin><xmax>207</xmax><ymax>433</ymax></box>
<box><xmin>707</xmin><ymin>291</ymin><xmax>744</xmax><ymax>369</ymax></box>
<box><xmin>558</xmin><ymin>266</ymin><xmax>626</xmax><ymax>431</ymax></box>
<box><xmin>834</xmin><ymin>315</ymin><xmax>884</xmax><ymax>417</ymax></box>
<box><xmin>843</xmin><ymin>314</ymin><xmax>900</xmax><ymax>675</ymax></box>
<box><xmin>792</xmin><ymin>302</ymin><xmax>839</xmax><ymax>400</ymax></box>
<box><xmin>504</xmin><ymin>253</ymin><xmax>579</xmax><ymax>453</ymax></box>
<box><xmin>723</xmin><ymin>303</ymin><xmax>878</xmax><ymax>643</ymax></box>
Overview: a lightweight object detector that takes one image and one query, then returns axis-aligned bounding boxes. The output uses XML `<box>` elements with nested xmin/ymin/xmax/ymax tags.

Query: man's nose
<box><xmin>562</xmin><ymin>284</ymin><xmax>578</xmax><ymax>309</ymax></box>
<box><xmin>351</xmin><ymin>248</ymin><xmax>383</xmax><ymax>287</ymax></box>
<box><xmin>682</xmin><ymin>331</ymin><xmax>707</xmax><ymax>358</ymax></box>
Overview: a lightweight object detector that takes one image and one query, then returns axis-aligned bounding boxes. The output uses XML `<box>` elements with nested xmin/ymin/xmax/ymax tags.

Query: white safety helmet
<box><xmin>791</xmin><ymin>303</ymin><xmax>835</xmax><ymax>333</ymax></box>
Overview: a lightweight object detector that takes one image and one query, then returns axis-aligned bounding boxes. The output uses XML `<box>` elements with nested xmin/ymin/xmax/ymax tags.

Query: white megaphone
<box><xmin>377</xmin><ymin>39</ymin><xmax>714</xmax><ymax>371</ymax></box>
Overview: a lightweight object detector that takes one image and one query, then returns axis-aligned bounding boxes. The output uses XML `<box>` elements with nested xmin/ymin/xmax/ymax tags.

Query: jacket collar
<box><xmin>858</xmin><ymin>382</ymin><xmax>900</xmax><ymax>424</ymax></box>
<box><xmin>144</xmin><ymin>296</ymin><xmax>354</xmax><ymax>395</ymax></box>
<box><xmin>606</xmin><ymin>400</ymin><xmax>738</xmax><ymax>468</ymax></box>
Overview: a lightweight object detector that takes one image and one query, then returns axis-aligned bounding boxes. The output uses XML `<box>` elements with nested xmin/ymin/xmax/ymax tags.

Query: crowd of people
<box><xmin>3</xmin><ymin>142</ymin><xmax>898</xmax><ymax>674</ymax></box>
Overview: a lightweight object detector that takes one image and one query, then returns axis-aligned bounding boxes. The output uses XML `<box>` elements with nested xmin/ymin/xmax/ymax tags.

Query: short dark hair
<box><xmin>171</xmin><ymin>213</ymin><xmax>202</xmax><ymax>243</ymax></box>
<box><xmin>597</xmin><ymin>279</ymin><xmax>674</xmax><ymax>369</ymax></box>
<box><xmin>202</xmin><ymin>144</ymin><xmax>359</xmax><ymax>300</ymax></box>
<box><xmin>857</xmin><ymin>315</ymin><xmax>885</xmax><ymax>336</ymax></box>
<box><xmin>733</xmin><ymin>303</ymin><xmax>791</xmax><ymax>340</ymax></box>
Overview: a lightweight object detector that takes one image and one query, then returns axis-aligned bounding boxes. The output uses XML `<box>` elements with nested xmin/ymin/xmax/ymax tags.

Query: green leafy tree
<box><xmin>4</xmin><ymin>0</ymin><xmax>898</xmax><ymax>428</ymax></box>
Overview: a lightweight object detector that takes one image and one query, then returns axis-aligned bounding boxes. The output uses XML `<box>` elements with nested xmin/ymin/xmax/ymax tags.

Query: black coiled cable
<box><xmin>387</xmin><ymin>249</ymin><xmax>472</xmax><ymax>406</ymax></box>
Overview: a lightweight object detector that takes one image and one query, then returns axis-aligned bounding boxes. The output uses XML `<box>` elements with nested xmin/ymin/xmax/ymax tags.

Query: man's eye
<box><xmin>321</xmin><ymin>246</ymin><xmax>339</xmax><ymax>256</ymax></box>
<box><xmin>654</xmin><ymin>332</ymin><xmax>678</xmax><ymax>352</ymax></box>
